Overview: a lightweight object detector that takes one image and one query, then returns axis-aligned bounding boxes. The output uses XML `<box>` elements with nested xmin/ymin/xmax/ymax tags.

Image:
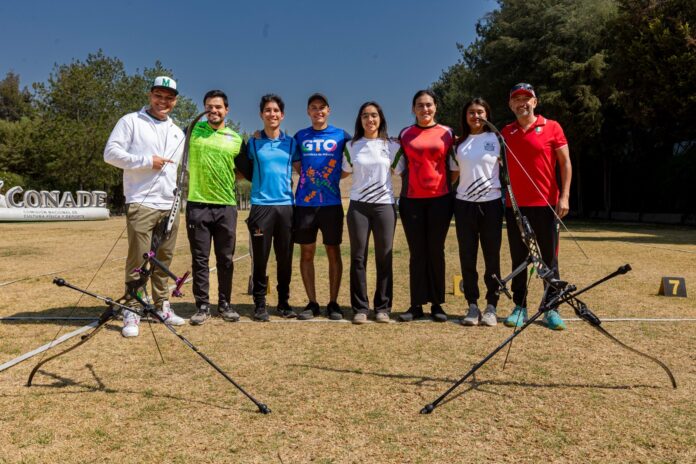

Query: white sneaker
<box><xmin>480</xmin><ymin>304</ymin><xmax>498</xmax><ymax>327</ymax></box>
<box><xmin>156</xmin><ymin>301</ymin><xmax>185</xmax><ymax>326</ymax></box>
<box><xmin>462</xmin><ymin>304</ymin><xmax>480</xmax><ymax>326</ymax></box>
<box><xmin>122</xmin><ymin>309</ymin><xmax>140</xmax><ymax>337</ymax></box>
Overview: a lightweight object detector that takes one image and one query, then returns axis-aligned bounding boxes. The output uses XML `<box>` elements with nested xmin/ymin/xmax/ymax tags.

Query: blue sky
<box><xmin>0</xmin><ymin>0</ymin><xmax>497</xmax><ymax>134</ymax></box>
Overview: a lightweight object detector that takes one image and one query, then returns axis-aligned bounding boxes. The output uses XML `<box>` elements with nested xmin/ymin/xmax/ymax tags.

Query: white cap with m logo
<box><xmin>151</xmin><ymin>76</ymin><xmax>178</xmax><ymax>95</ymax></box>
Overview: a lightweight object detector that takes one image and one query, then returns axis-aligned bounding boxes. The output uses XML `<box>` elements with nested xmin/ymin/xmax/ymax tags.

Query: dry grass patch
<box><xmin>0</xmin><ymin>215</ymin><xmax>694</xmax><ymax>463</ymax></box>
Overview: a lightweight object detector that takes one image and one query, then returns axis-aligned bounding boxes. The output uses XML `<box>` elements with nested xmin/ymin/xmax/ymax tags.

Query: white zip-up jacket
<box><xmin>104</xmin><ymin>107</ymin><xmax>185</xmax><ymax>209</ymax></box>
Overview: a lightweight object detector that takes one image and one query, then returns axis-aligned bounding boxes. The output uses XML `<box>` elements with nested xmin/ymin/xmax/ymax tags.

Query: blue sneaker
<box><xmin>504</xmin><ymin>305</ymin><xmax>528</xmax><ymax>327</ymax></box>
<box><xmin>543</xmin><ymin>309</ymin><xmax>566</xmax><ymax>330</ymax></box>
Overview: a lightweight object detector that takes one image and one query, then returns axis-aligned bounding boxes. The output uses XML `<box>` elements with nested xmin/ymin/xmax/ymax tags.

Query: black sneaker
<box><xmin>398</xmin><ymin>305</ymin><xmax>424</xmax><ymax>322</ymax></box>
<box><xmin>190</xmin><ymin>304</ymin><xmax>211</xmax><ymax>325</ymax></box>
<box><xmin>276</xmin><ymin>301</ymin><xmax>296</xmax><ymax>319</ymax></box>
<box><xmin>297</xmin><ymin>301</ymin><xmax>321</xmax><ymax>320</ymax></box>
<box><xmin>218</xmin><ymin>301</ymin><xmax>240</xmax><ymax>322</ymax></box>
<box><xmin>327</xmin><ymin>301</ymin><xmax>343</xmax><ymax>320</ymax></box>
<box><xmin>431</xmin><ymin>304</ymin><xmax>448</xmax><ymax>323</ymax></box>
<box><xmin>253</xmin><ymin>302</ymin><xmax>270</xmax><ymax>322</ymax></box>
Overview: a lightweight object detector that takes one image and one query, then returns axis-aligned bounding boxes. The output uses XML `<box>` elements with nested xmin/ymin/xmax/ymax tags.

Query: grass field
<box><xmin>0</xmin><ymin>210</ymin><xmax>694</xmax><ymax>463</ymax></box>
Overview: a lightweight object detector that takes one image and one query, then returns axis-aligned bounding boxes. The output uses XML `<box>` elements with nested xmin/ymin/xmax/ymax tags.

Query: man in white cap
<box><xmin>104</xmin><ymin>76</ymin><xmax>187</xmax><ymax>337</ymax></box>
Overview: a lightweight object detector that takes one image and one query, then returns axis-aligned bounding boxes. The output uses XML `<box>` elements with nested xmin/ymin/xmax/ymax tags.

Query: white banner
<box><xmin>0</xmin><ymin>207</ymin><xmax>109</xmax><ymax>221</ymax></box>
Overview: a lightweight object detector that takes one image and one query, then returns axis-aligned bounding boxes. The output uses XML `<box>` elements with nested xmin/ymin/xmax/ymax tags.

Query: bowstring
<box><xmin>501</xmin><ymin>268</ymin><xmax>534</xmax><ymax>371</ymax></box>
<box><xmin>500</xmin><ymin>136</ymin><xmax>590</xmax><ymax>261</ymax></box>
<box><xmin>479</xmin><ymin>117</ymin><xmax>590</xmax><ymax>261</ymax></box>
<box><xmin>143</xmin><ymin>286</ymin><xmax>165</xmax><ymax>364</ymax></box>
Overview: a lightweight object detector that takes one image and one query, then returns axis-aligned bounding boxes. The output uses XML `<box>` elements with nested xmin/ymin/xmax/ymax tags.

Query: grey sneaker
<box><xmin>190</xmin><ymin>305</ymin><xmax>211</xmax><ymax>325</ymax></box>
<box><xmin>462</xmin><ymin>304</ymin><xmax>480</xmax><ymax>326</ymax></box>
<box><xmin>375</xmin><ymin>311</ymin><xmax>390</xmax><ymax>323</ymax></box>
<box><xmin>276</xmin><ymin>301</ymin><xmax>296</xmax><ymax>319</ymax></box>
<box><xmin>219</xmin><ymin>301</ymin><xmax>240</xmax><ymax>322</ymax></box>
<box><xmin>297</xmin><ymin>301</ymin><xmax>321</xmax><ymax>320</ymax></box>
<box><xmin>253</xmin><ymin>302</ymin><xmax>270</xmax><ymax>322</ymax></box>
<box><xmin>352</xmin><ymin>312</ymin><xmax>368</xmax><ymax>324</ymax></box>
<box><xmin>431</xmin><ymin>304</ymin><xmax>448</xmax><ymax>323</ymax></box>
<box><xmin>398</xmin><ymin>306</ymin><xmax>424</xmax><ymax>322</ymax></box>
<box><xmin>327</xmin><ymin>301</ymin><xmax>343</xmax><ymax>321</ymax></box>
<box><xmin>481</xmin><ymin>304</ymin><xmax>497</xmax><ymax>327</ymax></box>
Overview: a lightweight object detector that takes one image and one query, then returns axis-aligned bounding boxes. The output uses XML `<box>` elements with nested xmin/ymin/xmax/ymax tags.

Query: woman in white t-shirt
<box><xmin>449</xmin><ymin>97</ymin><xmax>503</xmax><ymax>327</ymax></box>
<box><xmin>341</xmin><ymin>101</ymin><xmax>400</xmax><ymax>324</ymax></box>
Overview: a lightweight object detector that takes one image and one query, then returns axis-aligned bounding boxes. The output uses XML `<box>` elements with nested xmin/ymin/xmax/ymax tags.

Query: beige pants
<box><xmin>125</xmin><ymin>204</ymin><xmax>179</xmax><ymax>307</ymax></box>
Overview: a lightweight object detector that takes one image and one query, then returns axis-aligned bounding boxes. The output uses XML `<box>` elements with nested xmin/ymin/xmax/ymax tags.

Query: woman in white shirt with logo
<box><xmin>450</xmin><ymin>98</ymin><xmax>503</xmax><ymax>327</ymax></box>
<box><xmin>342</xmin><ymin>101</ymin><xmax>400</xmax><ymax>324</ymax></box>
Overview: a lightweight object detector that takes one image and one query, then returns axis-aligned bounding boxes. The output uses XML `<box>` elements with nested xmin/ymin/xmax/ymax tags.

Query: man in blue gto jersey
<box><xmin>293</xmin><ymin>93</ymin><xmax>351</xmax><ymax>320</ymax></box>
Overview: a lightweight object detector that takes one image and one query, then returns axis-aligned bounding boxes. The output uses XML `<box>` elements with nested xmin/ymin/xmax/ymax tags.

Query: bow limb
<box><xmin>484</xmin><ymin>119</ymin><xmax>554</xmax><ymax>280</ymax></box>
<box><xmin>163</xmin><ymin>110</ymin><xmax>210</xmax><ymax>239</ymax></box>
<box><xmin>553</xmin><ymin>286</ymin><xmax>677</xmax><ymax>389</ymax></box>
<box><xmin>592</xmin><ymin>323</ymin><xmax>677</xmax><ymax>388</ymax></box>
<box><xmin>504</xmin><ymin>135</ymin><xmax>588</xmax><ymax>259</ymax></box>
<box><xmin>27</xmin><ymin>304</ymin><xmax>116</xmax><ymax>386</ymax></box>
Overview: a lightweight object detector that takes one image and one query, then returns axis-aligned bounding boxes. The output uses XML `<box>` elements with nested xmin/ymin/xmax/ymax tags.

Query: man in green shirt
<box><xmin>187</xmin><ymin>90</ymin><xmax>247</xmax><ymax>325</ymax></box>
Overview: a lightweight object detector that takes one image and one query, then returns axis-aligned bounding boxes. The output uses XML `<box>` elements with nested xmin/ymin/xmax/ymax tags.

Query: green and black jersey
<box><xmin>187</xmin><ymin>122</ymin><xmax>246</xmax><ymax>205</ymax></box>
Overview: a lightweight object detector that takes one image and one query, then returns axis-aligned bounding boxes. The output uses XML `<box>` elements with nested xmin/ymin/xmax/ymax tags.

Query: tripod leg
<box><xmin>421</xmin><ymin>308</ymin><xmax>545</xmax><ymax>414</ymax></box>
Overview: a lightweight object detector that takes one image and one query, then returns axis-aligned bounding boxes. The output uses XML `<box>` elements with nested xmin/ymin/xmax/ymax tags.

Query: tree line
<box><xmin>432</xmin><ymin>0</ymin><xmax>695</xmax><ymax>218</ymax></box>
<box><xmin>1</xmin><ymin>0</ymin><xmax>694</xmax><ymax>217</ymax></box>
<box><xmin>0</xmin><ymin>51</ymin><xmax>203</xmax><ymax>210</ymax></box>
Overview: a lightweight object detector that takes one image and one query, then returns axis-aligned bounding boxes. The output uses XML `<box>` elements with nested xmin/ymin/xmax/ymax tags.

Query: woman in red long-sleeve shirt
<box><xmin>393</xmin><ymin>90</ymin><xmax>455</xmax><ymax>322</ymax></box>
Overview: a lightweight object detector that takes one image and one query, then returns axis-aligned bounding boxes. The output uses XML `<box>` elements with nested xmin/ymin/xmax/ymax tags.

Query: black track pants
<box><xmin>454</xmin><ymin>198</ymin><xmax>503</xmax><ymax>306</ymax></box>
<box><xmin>505</xmin><ymin>206</ymin><xmax>559</xmax><ymax>308</ymax></box>
<box><xmin>186</xmin><ymin>202</ymin><xmax>237</xmax><ymax>307</ymax></box>
<box><xmin>398</xmin><ymin>194</ymin><xmax>453</xmax><ymax>307</ymax></box>
<box><xmin>246</xmin><ymin>205</ymin><xmax>294</xmax><ymax>304</ymax></box>
<box><xmin>347</xmin><ymin>201</ymin><xmax>397</xmax><ymax>313</ymax></box>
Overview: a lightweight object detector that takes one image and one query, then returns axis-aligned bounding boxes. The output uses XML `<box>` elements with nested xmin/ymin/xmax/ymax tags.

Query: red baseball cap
<box><xmin>509</xmin><ymin>83</ymin><xmax>536</xmax><ymax>98</ymax></box>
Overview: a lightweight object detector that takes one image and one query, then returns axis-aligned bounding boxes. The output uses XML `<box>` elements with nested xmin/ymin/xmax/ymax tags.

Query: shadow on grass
<box><xmin>290</xmin><ymin>363</ymin><xmax>663</xmax><ymax>407</ymax></box>
<box><xmin>3</xmin><ymin>302</ymin><xmax>195</xmax><ymax>321</ymax></box>
<box><xmin>2</xmin><ymin>302</ymin><xmax>271</xmax><ymax>323</ymax></box>
<box><xmin>570</xmin><ymin>235</ymin><xmax>696</xmax><ymax>247</ymax></box>
<box><xmin>3</xmin><ymin>364</ymin><xmax>234</xmax><ymax>410</ymax></box>
<box><xmin>555</xmin><ymin>220</ymin><xmax>696</xmax><ymax>246</ymax></box>
<box><xmin>436</xmin><ymin>376</ymin><xmax>662</xmax><ymax>410</ymax></box>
